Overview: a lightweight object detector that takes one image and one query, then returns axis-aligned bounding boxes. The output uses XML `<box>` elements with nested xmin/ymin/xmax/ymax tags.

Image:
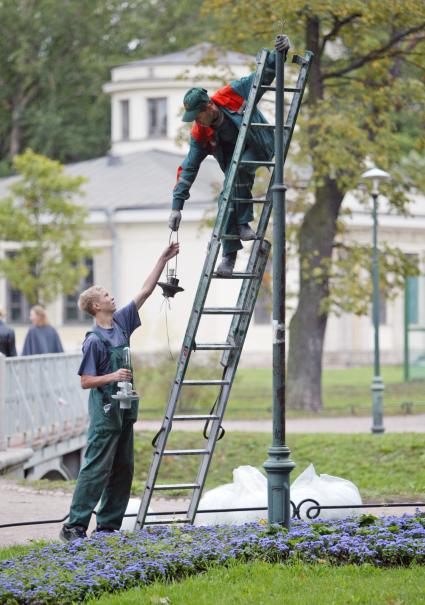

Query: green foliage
<box><xmin>0</xmin><ymin>0</ymin><xmax>211</xmax><ymax>168</ymax></box>
<box><xmin>204</xmin><ymin>0</ymin><xmax>425</xmax><ymax>311</ymax></box>
<box><xmin>0</xmin><ymin>149</ymin><xmax>90</xmax><ymax>305</ymax></box>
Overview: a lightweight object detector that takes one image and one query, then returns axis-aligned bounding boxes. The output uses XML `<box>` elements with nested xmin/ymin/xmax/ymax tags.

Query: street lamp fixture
<box><xmin>361</xmin><ymin>166</ymin><xmax>390</xmax><ymax>434</ymax></box>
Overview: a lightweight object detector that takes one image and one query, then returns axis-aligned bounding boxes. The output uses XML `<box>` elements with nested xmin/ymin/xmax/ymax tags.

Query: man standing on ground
<box><xmin>60</xmin><ymin>242</ymin><xmax>179</xmax><ymax>542</ymax></box>
<box><xmin>0</xmin><ymin>308</ymin><xmax>17</xmax><ymax>357</ymax></box>
<box><xmin>168</xmin><ymin>35</ymin><xmax>290</xmax><ymax>276</ymax></box>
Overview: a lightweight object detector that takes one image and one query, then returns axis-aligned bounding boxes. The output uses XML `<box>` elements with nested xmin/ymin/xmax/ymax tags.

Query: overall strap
<box><xmin>85</xmin><ymin>316</ymin><xmax>129</xmax><ymax>348</ymax></box>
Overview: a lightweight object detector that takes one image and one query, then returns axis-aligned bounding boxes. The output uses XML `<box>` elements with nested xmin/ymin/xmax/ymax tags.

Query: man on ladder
<box><xmin>168</xmin><ymin>34</ymin><xmax>290</xmax><ymax>277</ymax></box>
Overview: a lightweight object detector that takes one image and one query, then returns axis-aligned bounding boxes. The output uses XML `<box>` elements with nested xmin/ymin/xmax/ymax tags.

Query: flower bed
<box><xmin>1</xmin><ymin>514</ymin><xmax>425</xmax><ymax>604</ymax></box>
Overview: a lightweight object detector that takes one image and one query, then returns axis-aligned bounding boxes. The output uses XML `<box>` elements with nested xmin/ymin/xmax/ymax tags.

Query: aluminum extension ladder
<box><xmin>136</xmin><ymin>48</ymin><xmax>313</xmax><ymax>529</ymax></box>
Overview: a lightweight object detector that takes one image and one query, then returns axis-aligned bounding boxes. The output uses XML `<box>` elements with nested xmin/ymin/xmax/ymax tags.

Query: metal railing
<box><xmin>0</xmin><ymin>352</ymin><xmax>89</xmax><ymax>451</ymax></box>
<box><xmin>1</xmin><ymin>500</ymin><xmax>424</xmax><ymax>530</ymax></box>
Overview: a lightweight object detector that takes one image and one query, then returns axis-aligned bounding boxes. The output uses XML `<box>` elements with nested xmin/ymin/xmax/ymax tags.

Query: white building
<box><xmin>0</xmin><ymin>44</ymin><xmax>424</xmax><ymax>366</ymax></box>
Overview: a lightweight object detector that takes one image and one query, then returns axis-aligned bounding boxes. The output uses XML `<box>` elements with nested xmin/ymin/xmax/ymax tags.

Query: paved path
<box><xmin>135</xmin><ymin>413</ymin><xmax>425</xmax><ymax>434</ymax></box>
<box><xmin>0</xmin><ymin>479</ymin><xmax>422</xmax><ymax>548</ymax></box>
<box><xmin>0</xmin><ymin>480</ymin><xmax>189</xmax><ymax>547</ymax></box>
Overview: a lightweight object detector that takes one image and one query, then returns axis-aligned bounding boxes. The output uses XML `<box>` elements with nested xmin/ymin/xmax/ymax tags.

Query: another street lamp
<box><xmin>361</xmin><ymin>167</ymin><xmax>390</xmax><ymax>434</ymax></box>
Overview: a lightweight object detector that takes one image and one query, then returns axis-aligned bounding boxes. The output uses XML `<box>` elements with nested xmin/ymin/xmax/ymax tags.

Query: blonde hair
<box><xmin>78</xmin><ymin>285</ymin><xmax>104</xmax><ymax>316</ymax></box>
<box><xmin>0</xmin><ymin>308</ymin><xmax>4</xmax><ymax>319</ymax></box>
<box><xmin>31</xmin><ymin>305</ymin><xmax>48</xmax><ymax>326</ymax></box>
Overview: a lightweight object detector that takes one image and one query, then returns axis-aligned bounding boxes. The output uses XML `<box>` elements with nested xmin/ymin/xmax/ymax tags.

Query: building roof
<box><xmin>0</xmin><ymin>149</ymin><xmax>222</xmax><ymax>211</ymax></box>
<box><xmin>114</xmin><ymin>43</ymin><xmax>251</xmax><ymax>70</ymax></box>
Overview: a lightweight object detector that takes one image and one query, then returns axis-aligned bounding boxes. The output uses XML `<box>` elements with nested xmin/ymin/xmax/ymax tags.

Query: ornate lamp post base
<box><xmin>264</xmin><ymin>446</ymin><xmax>295</xmax><ymax>527</ymax></box>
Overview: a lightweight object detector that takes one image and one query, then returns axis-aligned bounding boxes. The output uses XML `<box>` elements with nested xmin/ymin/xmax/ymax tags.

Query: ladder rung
<box><xmin>261</xmin><ymin>85</ymin><xmax>301</xmax><ymax>92</ymax></box>
<box><xmin>250</xmin><ymin>124</ymin><xmax>290</xmax><ymax>130</ymax></box>
<box><xmin>153</xmin><ymin>483</ymin><xmax>200</xmax><ymax>490</ymax></box>
<box><xmin>239</xmin><ymin>160</ymin><xmax>275</xmax><ymax>167</ymax></box>
<box><xmin>203</xmin><ymin>307</ymin><xmax>250</xmax><ymax>315</ymax></box>
<box><xmin>212</xmin><ymin>272</ymin><xmax>259</xmax><ymax>279</ymax></box>
<box><xmin>195</xmin><ymin>343</ymin><xmax>239</xmax><ymax>350</ymax></box>
<box><xmin>182</xmin><ymin>380</ymin><xmax>230</xmax><ymax>386</ymax></box>
<box><xmin>144</xmin><ymin>518</ymin><xmax>191</xmax><ymax>525</ymax></box>
<box><xmin>231</xmin><ymin>197</ymin><xmax>270</xmax><ymax>203</ymax></box>
<box><xmin>173</xmin><ymin>414</ymin><xmax>220</xmax><ymax>421</ymax></box>
<box><xmin>251</xmin><ymin>122</ymin><xmax>274</xmax><ymax>128</ymax></box>
<box><xmin>220</xmin><ymin>234</ymin><xmax>260</xmax><ymax>240</ymax></box>
<box><xmin>163</xmin><ymin>449</ymin><xmax>209</xmax><ymax>456</ymax></box>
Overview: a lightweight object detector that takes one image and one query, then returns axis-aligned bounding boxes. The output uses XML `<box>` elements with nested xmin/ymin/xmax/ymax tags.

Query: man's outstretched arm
<box><xmin>133</xmin><ymin>243</ymin><xmax>180</xmax><ymax>309</ymax></box>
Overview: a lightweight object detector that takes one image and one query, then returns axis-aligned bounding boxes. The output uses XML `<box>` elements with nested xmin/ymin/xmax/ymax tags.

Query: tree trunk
<box><xmin>287</xmin><ymin>179</ymin><xmax>344</xmax><ymax>411</ymax></box>
<box><xmin>10</xmin><ymin>103</ymin><xmax>22</xmax><ymax>159</ymax></box>
<box><xmin>286</xmin><ymin>14</ymin><xmax>344</xmax><ymax>412</ymax></box>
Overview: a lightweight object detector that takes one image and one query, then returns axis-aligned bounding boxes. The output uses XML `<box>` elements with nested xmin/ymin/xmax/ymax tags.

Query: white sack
<box><xmin>291</xmin><ymin>463</ymin><xmax>362</xmax><ymax>520</ymax></box>
<box><xmin>194</xmin><ymin>463</ymin><xmax>362</xmax><ymax>526</ymax></box>
<box><xmin>194</xmin><ymin>465</ymin><xmax>267</xmax><ymax>526</ymax></box>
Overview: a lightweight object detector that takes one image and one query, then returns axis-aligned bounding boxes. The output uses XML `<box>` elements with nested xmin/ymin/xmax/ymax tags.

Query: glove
<box><xmin>275</xmin><ymin>34</ymin><xmax>290</xmax><ymax>56</ymax></box>
<box><xmin>168</xmin><ymin>209</ymin><xmax>182</xmax><ymax>231</ymax></box>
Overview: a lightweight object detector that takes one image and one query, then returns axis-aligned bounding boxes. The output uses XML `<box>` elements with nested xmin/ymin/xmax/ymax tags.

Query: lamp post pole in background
<box><xmin>361</xmin><ymin>167</ymin><xmax>390</xmax><ymax>434</ymax></box>
<box><xmin>263</xmin><ymin>46</ymin><xmax>295</xmax><ymax>527</ymax></box>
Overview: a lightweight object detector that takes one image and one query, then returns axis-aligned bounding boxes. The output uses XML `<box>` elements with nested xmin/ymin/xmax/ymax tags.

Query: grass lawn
<box><xmin>86</xmin><ymin>561</ymin><xmax>424</xmax><ymax>605</ymax></box>
<box><xmin>137</xmin><ymin>363</ymin><xmax>425</xmax><ymax>420</ymax></box>
<box><xmin>22</xmin><ymin>432</ymin><xmax>425</xmax><ymax>501</ymax></box>
<box><xmin>131</xmin><ymin>431</ymin><xmax>425</xmax><ymax>501</ymax></box>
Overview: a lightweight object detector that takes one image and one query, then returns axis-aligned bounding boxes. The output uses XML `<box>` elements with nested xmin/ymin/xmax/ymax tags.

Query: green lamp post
<box><xmin>361</xmin><ymin>167</ymin><xmax>390</xmax><ymax>434</ymax></box>
<box><xmin>263</xmin><ymin>45</ymin><xmax>295</xmax><ymax>527</ymax></box>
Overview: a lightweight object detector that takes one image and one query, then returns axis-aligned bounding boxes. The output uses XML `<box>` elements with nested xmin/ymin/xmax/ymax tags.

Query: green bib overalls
<box><xmin>67</xmin><ymin>324</ymin><xmax>139</xmax><ymax>530</ymax></box>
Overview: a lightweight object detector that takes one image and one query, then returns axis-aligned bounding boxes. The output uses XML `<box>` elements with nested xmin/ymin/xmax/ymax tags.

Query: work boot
<box><xmin>216</xmin><ymin>251</ymin><xmax>237</xmax><ymax>277</ymax></box>
<box><xmin>59</xmin><ymin>524</ymin><xmax>87</xmax><ymax>543</ymax></box>
<box><xmin>237</xmin><ymin>223</ymin><xmax>256</xmax><ymax>241</ymax></box>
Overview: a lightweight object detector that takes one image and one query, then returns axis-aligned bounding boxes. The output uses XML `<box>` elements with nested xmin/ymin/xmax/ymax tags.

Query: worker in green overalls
<box><xmin>60</xmin><ymin>242</ymin><xmax>179</xmax><ymax>542</ymax></box>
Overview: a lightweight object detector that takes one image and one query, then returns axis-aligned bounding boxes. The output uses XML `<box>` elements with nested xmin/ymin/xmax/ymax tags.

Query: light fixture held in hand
<box><xmin>112</xmin><ymin>347</ymin><xmax>139</xmax><ymax>409</ymax></box>
<box><xmin>157</xmin><ymin>267</ymin><xmax>184</xmax><ymax>299</ymax></box>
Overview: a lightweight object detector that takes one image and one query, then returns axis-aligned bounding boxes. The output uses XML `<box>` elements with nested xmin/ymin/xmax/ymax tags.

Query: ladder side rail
<box><xmin>212</xmin><ymin>49</ymin><xmax>270</xmax><ymax>240</ymax></box>
<box><xmin>135</xmin><ymin>239</ymin><xmax>222</xmax><ymax>528</ymax></box>
<box><xmin>187</xmin><ymin>241</ymin><xmax>272</xmax><ymax>521</ymax></box>
<box><xmin>282</xmin><ymin>52</ymin><xmax>314</xmax><ymax>164</ymax></box>
<box><xmin>251</xmin><ymin>51</ymin><xmax>313</xmax><ymax>246</ymax></box>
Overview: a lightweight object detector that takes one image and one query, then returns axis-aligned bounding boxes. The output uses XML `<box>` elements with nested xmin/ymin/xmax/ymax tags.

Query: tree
<box><xmin>0</xmin><ymin>149</ymin><xmax>89</xmax><ymax>305</ymax></box>
<box><xmin>203</xmin><ymin>0</ymin><xmax>425</xmax><ymax>410</ymax></box>
<box><xmin>0</xmin><ymin>0</ymin><xmax>211</xmax><ymax>174</ymax></box>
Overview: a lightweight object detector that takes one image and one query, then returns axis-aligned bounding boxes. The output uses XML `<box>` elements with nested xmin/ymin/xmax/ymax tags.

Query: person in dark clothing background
<box><xmin>22</xmin><ymin>305</ymin><xmax>64</xmax><ymax>355</ymax></box>
<box><xmin>0</xmin><ymin>308</ymin><xmax>17</xmax><ymax>357</ymax></box>
<box><xmin>168</xmin><ymin>34</ymin><xmax>290</xmax><ymax>277</ymax></box>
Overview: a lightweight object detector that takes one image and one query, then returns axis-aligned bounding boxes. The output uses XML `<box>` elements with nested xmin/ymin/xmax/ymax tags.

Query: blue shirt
<box><xmin>78</xmin><ymin>301</ymin><xmax>141</xmax><ymax>377</ymax></box>
<box><xmin>22</xmin><ymin>325</ymin><xmax>64</xmax><ymax>356</ymax></box>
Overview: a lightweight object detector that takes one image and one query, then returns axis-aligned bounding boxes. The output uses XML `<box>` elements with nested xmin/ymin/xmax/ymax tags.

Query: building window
<box><xmin>7</xmin><ymin>284</ymin><xmax>30</xmax><ymax>324</ymax></box>
<box><xmin>147</xmin><ymin>98</ymin><xmax>167</xmax><ymax>137</ymax></box>
<box><xmin>120</xmin><ymin>99</ymin><xmax>130</xmax><ymax>141</ymax></box>
<box><xmin>63</xmin><ymin>257</ymin><xmax>94</xmax><ymax>324</ymax></box>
